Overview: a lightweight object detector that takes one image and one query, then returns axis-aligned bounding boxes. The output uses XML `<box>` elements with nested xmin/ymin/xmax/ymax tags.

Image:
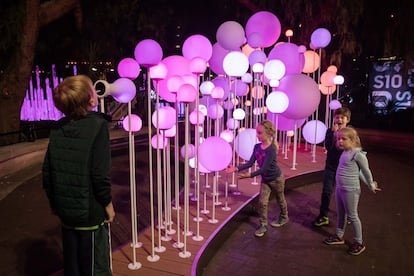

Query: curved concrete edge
<box><xmin>191</xmin><ymin>169</ymin><xmax>324</xmax><ymax>276</ymax></box>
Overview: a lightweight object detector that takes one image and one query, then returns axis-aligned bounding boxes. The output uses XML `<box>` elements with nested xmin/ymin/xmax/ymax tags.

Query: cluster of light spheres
<box><xmin>109</xmin><ymin>10</ymin><xmax>338</xmax><ymax>170</ymax></box>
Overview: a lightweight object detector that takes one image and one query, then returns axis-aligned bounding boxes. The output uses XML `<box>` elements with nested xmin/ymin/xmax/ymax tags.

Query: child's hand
<box><xmin>372</xmin><ymin>181</ymin><xmax>381</xmax><ymax>193</ymax></box>
<box><xmin>238</xmin><ymin>173</ymin><xmax>250</xmax><ymax>179</ymax></box>
<box><xmin>225</xmin><ymin>165</ymin><xmax>236</xmax><ymax>174</ymax></box>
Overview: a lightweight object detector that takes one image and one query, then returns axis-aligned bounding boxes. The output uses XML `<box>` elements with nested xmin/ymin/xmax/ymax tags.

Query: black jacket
<box><xmin>42</xmin><ymin>112</ymin><xmax>112</xmax><ymax>228</ymax></box>
<box><xmin>324</xmin><ymin>128</ymin><xmax>342</xmax><ymax>171</ymax></box>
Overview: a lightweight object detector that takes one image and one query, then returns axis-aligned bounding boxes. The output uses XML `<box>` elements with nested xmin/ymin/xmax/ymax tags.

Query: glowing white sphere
<box><xmin>234</xmin><ymin>128</ymin><xmax>258</xmax><ymax>161</ymax></box>
<box><xmin>223</xmin><ymin>51</ymin><xmax>249</xmax><ymax>77</ymax></box>
<box><xmin>266</xmin><ymin>91</ymin><xmax>289</xmax><ymax>113</ymax></box>
<box><xmin>252</xmin><ymin>63</ymin><xmax>264</xmax><ymax>73</ymax></box>
<box><xmin>200</xmin><ymin>81</ymin><xmax>214</xmax><ymax>95</ymax></box>
<box><xmin>241</xmin><ymin>73</ymin><xmax>253</xmax><ymax>83</ymax></box>
<box><xmin>264</xmin><ymin>59</ymin><xmax>286</xmax><ymax>80</ymax></box>
<box><xmin>233</xmin><ymin>108</ymin><xmax>246</xmax><ymax>120</ymax></box>
<box><xmin>198</xmin><ymin>104</ymin><xmax>208</xmax><ymax>116</ymax></box>
<box><xmin>302</xmin><ymin>120</ymin><xmax>327</xmax><ymax>144</ymax></box>
<box><xmin>220</xmin><ymin>129</ymin><xmax>234</xmax><ymax>143</ymax></box>
<box><xmin>333</xmin><ymin>75</ymin><xmax>344</xmax><ymax>85</ymax></box>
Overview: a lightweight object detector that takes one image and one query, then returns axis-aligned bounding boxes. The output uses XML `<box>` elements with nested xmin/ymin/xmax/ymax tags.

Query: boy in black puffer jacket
<box><xmin>43</xmin><ymin>75</ymin><xmax>115</xmax><ymax>275</ymax></box>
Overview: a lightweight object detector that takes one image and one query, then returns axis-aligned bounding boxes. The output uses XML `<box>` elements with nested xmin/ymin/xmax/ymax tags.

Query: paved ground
<box><xmin>0</xmin><ymin>128</ymin><xmax>413</xmax><ymax>276</ymax></box>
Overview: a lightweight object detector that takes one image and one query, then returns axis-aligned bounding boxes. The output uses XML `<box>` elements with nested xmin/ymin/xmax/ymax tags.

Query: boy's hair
<box><xmin>337</xmin><ymin>126</ymin><xmax>361</xmax><ymax>148</ymax></box>
<box><xmin>334</xmin><ymin>107</ymin><xmax>351</xmax><ymax>121</ymax></box>
<box><xmin>53</xmin><ymin>75</ymin><xmax>93</xmax><ymax>119</ymax></box>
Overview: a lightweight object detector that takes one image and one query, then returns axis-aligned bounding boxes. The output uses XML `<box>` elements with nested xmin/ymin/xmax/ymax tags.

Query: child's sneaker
<box><xmin>348</xmin><ymin>242</ymin><xmax>366</xmax><ymax>256</ymax></box>
<box><xmin>324</xmin><ymin>235</ymin><xmax>345</xmax><ymax>245</ymax></box>
<box><xmin>254</xmin><ymin>225</ymin><xmax>267</xmax><ymax>237</ymax></box>
<box><xmin>270</xmin><ymin>217</ymin><xmax>289</xmax><ymax>227</ymax></box>
<box><xmin>313</xmin><ymin>216</ymin><xmax>329</xmax><ymax>227</ymax></box>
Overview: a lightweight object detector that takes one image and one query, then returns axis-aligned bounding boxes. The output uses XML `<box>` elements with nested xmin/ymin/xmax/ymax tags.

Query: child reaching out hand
<box><xmin>226</xmin><ymin>120</ymin><xmax>288</xmax><ymax>237</ymax></box>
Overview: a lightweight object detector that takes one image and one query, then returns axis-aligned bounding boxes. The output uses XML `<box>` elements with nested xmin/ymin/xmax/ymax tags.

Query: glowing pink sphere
<box><xmin>268</xmin><ymin>43</ymin><xmax>305</xmax><ymax>75</ymax></box>
<box><xmin>182</xmin><ymin>34</ymin><xmax>213</xmax><ymax>61</ymax></box>
<box><xmin>190</xmin><ymin>57</ymin><xmax>207</xmax><ymax>74</ymax></box>
<box><xmin>199</xmin><ymin>136</ymin><xmax>233</xmax><ymax>171</ymax></box>
<box><xmin>157</xmin><ymin>55</ymin><xmax>191</xmax><ymax>102</ymax></box>
<box><xmin>189</xmin><ymin>110</ymin><xmax>205</xmax><ymax>125</ymax></box>
<box><xmin>245</xmin><ymin>11</ymin><xmax>281</xmax><ymax>48</ymax></box>
<box><xmin>134</xmin><ymin>39</ymin><xmax>163</xmax><ymax>68</ymax></box>
<box><xmin>167</xmin><ymin>75</ymin><xmax>185</xmax><ymax>93</ymax></box>
<box><xmin>279</xmin><ymin>74</ymin><xmax>320</xmax><ymax>120</ymax></box>
<box><xmin>212</xmin><ymin>76</ymin><xmax>230</xmax><ymax>98</ymax></box>
<box><xmin>211</xmin><ymin>86</ymin><xmax>225</xmax><ymax>99</ymax></box>
<box><xmin>209</xmin><ymin>42</ymin><xmax>229</xmax><ymax>75</ymax></box>
<box><xmin>247</xmin><ymin>32</ymin><xmax>263</xmax><ymax>48</ymax></box>
<box><xmin>216</xmin><ymin>21</ymin><xmax>246</xmax><ymax>51</ymax></box>
<box><xmin>151</xmin><ymin>134</ymin><xmax>169</xmax><ymax>149</ymax></box>
<box><xmin>177</xmin><ymin>83</ymin><xmax>197</xmax><ymax>103</ymax></box>
<box><xmin>161</xmin><ymin>125</ymin><xmax>176</xmax><ymax>137</ymax></box>
<box><xmin>207</xmin><ymin>103</ymin><xmax>224</xmax><ymax>119</ymax></box>
<box><xmin>249</xmin><ymin>50</ymin><xmax>267</xmax><ymax>66</ymax></box>
<box><xmin>267</xmin><ymin>113</ymin><xmax>306</xmax><ymax>131</ymax></box>
<box><xmin>152</xmin><ymin>106</ymin><xmax>176</xmax><ymax>129</ymax></box>
<box><xmin>110</xmin><ymin>78</ymin><xmax>136</xmax><ymax>103</ymax></box>
<box><xmin>149</xmin><ymin>62</ymin><xmax>167</xmax><ymax>80</ymax></box>
<box><xmin>226</xmin><ymin>118</ymin><xmax>240</xmax><ymax>129</ymax></box>
<box><xmin>233</xmin><ymin>81</ymin><xmax>249</xmax><ymax>97</ymax></box>
<box><xmin>122</xmin><ymin>114</ymin><xmax>142</xmax><ymax>132</ymax></box>
<box><xmin>181</xmin><ymin>144</ymin><xmax>196</xmax><ymax>159</ymax></box>
<box><xmin>117</xmin><ymin>58</ymin><xmax>140</xmax><ymax>79</ymax></box>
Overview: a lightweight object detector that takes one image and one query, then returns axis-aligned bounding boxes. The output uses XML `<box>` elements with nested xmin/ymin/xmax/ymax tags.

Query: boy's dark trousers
<box><xmin>62</xmin><ymin>224</ymin><xmax>112</xmax><ymax>276</ymax></box>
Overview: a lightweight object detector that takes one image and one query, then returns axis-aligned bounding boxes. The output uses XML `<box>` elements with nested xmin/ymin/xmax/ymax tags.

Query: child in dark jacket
<box><xmin>313</xmin><ymin>107</ymin><xmax>351</xmax><ymax>227</ymax></box>
<box><xmin>43</xmin><ymin>75</ymin><xmax>115</xmax><ymax>275</ymax></box>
